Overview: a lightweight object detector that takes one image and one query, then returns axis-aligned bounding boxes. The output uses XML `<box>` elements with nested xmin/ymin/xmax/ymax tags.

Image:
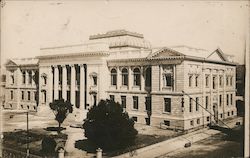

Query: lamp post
<box><xmin>26</xmin><ymin>111</ymin><xmax>29</xmax><ymax>157</ymax></box>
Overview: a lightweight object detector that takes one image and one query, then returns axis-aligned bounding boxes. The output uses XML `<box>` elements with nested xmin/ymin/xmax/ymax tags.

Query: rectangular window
<box><xmin>28</xmin><ymin>91</ymin><xmax>31</xmax><ymax>101</ymax></box>
<box><xmin>110</xmin><ymin>95</ymin><xmax>115</xmax><ymax>102</ymax></box>
<box><xmin>213</xmin><ymin>76</ymin><xmax>216</xmax><ymax>89</ymax></box>
<box><xmin>22</xmin><ymin>91</ymin><xmax>24</xmax><ymax>100</ymax></box>
<box><xmin>164</xmin><ymin>98</ymin><xmax>171</xmax><ymax>113</ymax></box>
<box><xmin>219</xmin><ymin>95</ymin><xmax>222</xmax><ymax>106</ymax></box>
<box><xmin>133</xmin><ymin>96</ymin><xmax>139</xmax><ymax>110</ymax></box>
<box><xmin>221</xmin><ymin>113</ymin><xmax>223</xmax><ymax>118</ymax></box>
<box><xmin>121</xmin><ymin>96</ymin><xmax>126</xmax><ymax>108</ymax></box>
<box><xmin>93</xmin><ymin>76</ymin><xmax>97</xmax><ymax>86</ymax></box>
<box><xmin>205</xmin><ymin>75</ymin><xmax>209</xmax><ymax>87</ymax></box>
<box><xmin>231</xmin><ymin>111</ymin><xmax>234</xmax><ymax>115</ymax></box>
<box><xmin>93</xmin><ymin>94</ymin><xmax>97</xmax><ymax>106</ymax></box>
<box><xmin>28</xmin><ymin>71</ymin><xmax>32</xmax><ymax>84</ymax></box>
<box><xmin>226</xmin><ymin>76</ymin><xmax>229</xmax><ymax>86</ymax></box>
<box><xmin>190</xmin><ymin>120</ymin><xmax>194</xmax><ymax>126</ymax></box>
<box><xmin>195</xmin><ymin>97</ymin><xmax>199</xmax><ymax>111</ymax></box>
<box><xmin>189</xmin><ymin>75</ymin><xmax>192</xmax><ymax>87</ymax></box>
<box><xmin>132</xmin><ymin>117</ymin><xmax>137</xmax><ymax>122</ymax></box>
<box><xmin>230</xmin><ymin>77</ymin><xmax>233</xmax><ymax>86</ymax></box>
<box><xmin>195</xmin><ymin>75</ymin><xmax>199</xmax><ymax>87</ymax></box>
<box><xmin>10</xmin><ymin>91</ymin><xmax>13</xmax><ymax>100</ymax></box>
<box><xmin>205</xmin><ymin>96</ymin><xmax>209</xmax><ymax>109</ymax></box>
<box><xmin>219</xmin><ymin>76</ymin><xmax>223</xmax><ymax>87</ymax></box>
<box><xmin>228</xmin><ymin>112</ymin><xmax>230</xmax><ymax>116</ymax></box>
<box><xmin>207</xmin><ymin>116</ymin><xmax>210</xmax><ymax>122</ymax></box>
<box><xmin>227</xmin><ymin>94</ymin><xmax>229</xmax><ymax>106</ymax></box>
<box><xmin>164</xmin><ymin>120</ymin><xmax>170</xmax><ymax>126</ymax></box>
<box><xmin>11</xmin><ymin>75</ymin><xmax>14</xmax><ymax>84</ymax></box>
<box><xmin>197</xmin><ymin>119</ymin><xmax>200</xmax><ymax>124</ymax></box>
<box><xmin>189</xmin><ymin>98</ymin><xmax>192</xmax><ymax>112</ymax></box>
<box><xmin>165</xmin><ymin>74</ymin><xmax>172</xmax><ymax>87</ymax></box>
<box><xmin>230</xmin><ymin>94</ymin><xmax>233</xmax><ymax>105</ymax></box>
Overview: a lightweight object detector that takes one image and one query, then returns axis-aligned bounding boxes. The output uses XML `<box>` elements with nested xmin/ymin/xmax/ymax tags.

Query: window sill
<box><xmin>163</xmin><ymin>112</ymin><xmax>171</xmax><ymax>114</ymax></box>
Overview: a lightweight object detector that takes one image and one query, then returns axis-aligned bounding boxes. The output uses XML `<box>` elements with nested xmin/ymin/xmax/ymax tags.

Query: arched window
<box><xmin>111</xmin><ymin>68</ymin><xmax>117</xmax><ymax>86</ymax></box>
<box><xmin>121</xmin><ymin>68</ymin><xmax>128</xmax><ymax>86</ymax></box>
<box><xmin>133</xmin><ymin>68</ymin><xmax>141</xmax><ymax>86</ymax></box>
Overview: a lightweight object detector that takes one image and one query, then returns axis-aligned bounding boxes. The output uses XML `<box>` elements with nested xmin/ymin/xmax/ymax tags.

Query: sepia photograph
<box><xmin>0</xmin><ymin>0</ymin><xmax>249</xmax><ymax>158</ymax></box>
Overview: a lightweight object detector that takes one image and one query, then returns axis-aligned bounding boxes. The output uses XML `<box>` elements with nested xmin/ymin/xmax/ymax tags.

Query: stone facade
<box><xmin>4</xmin><ymin>30</ymin><xmax>237</xmax><ymax>130</ymax></box>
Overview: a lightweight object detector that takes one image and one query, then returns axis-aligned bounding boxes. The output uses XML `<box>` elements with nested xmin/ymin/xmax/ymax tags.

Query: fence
<box><xmin>2</xmin><ymin>147</ymin><xmax>42</xmax><ymax>158</ymax></box>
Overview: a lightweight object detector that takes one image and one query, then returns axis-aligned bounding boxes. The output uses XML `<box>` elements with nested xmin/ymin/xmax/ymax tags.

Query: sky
<box><xmin>1</xmin><ymin>0</ymin><xmax>249</xmax><ymax>66</ymax></box>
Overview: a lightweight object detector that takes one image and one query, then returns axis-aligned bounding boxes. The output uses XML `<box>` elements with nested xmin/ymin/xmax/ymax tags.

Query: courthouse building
<box><xmin>4</xmin><ymin>30</ymin><xmax>237</xmax><ymax>130</ymax></box>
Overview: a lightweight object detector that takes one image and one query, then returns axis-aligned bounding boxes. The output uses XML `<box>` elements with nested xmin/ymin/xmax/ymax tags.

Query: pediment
<box><xmin>206</xmin><ymin>48</ymin><xmax>228</xmax><ymax>62</ymax></box>
<box><xmin>148</xmin><ymin>47</ymin><xmax>184</xmax><ymax>59</ymax></box>
<box><xmin>5</xmin><ymin>60</ymin><xmax>17</xmax><ymax>67</ymax></box>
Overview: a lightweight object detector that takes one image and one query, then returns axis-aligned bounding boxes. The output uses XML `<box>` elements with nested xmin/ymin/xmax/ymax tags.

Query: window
<box><xmin>195</xmin><ymin>75</ymin><xmax>199</xmax><ymax>87</ymax></box>
<box><xmin>230</xmin><ymin>77</ymin><xmax>233</xmax><ymax>86</ymax></box>
<box><xmin>133</xmin><ymin>96</ymin><xmax>139</xmax><ymax>109</ymax></box>
<box><xmin>43</xmin><ymin>91</ymin><xmax>46</xmax><ymax>103</ymax></box>
<box><xmin>195</xmin><ymin>97</ymin><xmax>199</xmax><ymax>111</ymax></box>
<box><xmin>207</xmin><ymin>116</ymin><xmax>210</xmax><ymax>122</ymax></box>
<box><xmin>189</xmin><ymin>75</ymin><xmax>192</xmax><ymax>87</ymax></box>
<box><xmin>164</xmin><ymin>74</ymin><xmax>172</xmax><ymax>87</ymax></box>
<box><xmin>164</xmin><ymin>120</ymin><xmax>170</xmax><ymax>126</ymax></box>
<box><xmin>43</xmin><ymin>76</ymin><xmax>47</xmax><ymax>85</ymax></box>
<box><xmin>230</xmin><ymin>94</ymin><xmax>233</xmax><ymax>105</ymax></box>
<box><xmin>189</xmin><ymin>98</ymin><xmax>192</xmax><ymax>112</ymax></box>
<box><xmin>164</xmin><ymin>98</ymin><xmax>171</xmax><ymax>113</ymax></box>
<box><xmin>22</xmin><ymin>91</ymin><xmax>24</xmax><ymax>100</ymax></box>
<box><xmin>219</xmin><ymin>76</ymin><xmax>223</xmax><ymax>87</ymax></box>
<box><xmin>220</xmin><ymin>114</ymin><xmax>223</xmax><ymax>118</ymax></box>
<box><xmin>34</xmin><ymin>92</ymin><xmax>37</xmax><ymax>101</ymax></box>
<box><xmin>219</xmin><ymin>95</ymin><xmax>222</xmax><ymax>106</ymax></box>
<box><xmin>121</xmin><ymin>96</ymin><xmax>126</xmax><ymax>108</ymax></box>
<box><xmin>22</xmin><ymin>71</ymin><xmax>26</xmax><ymax>84</ymax></box>
<box><xmin>121</xmin><ymin>68</ymin><xmax>128</xmax><ymax>86</ymax></box>
<box><xmin>28</xmin><ymin>91</ymin><xmax>31</xmax><ymax>101</ymax></box>
<box><xmin>111</xmin><ymin>69</ymin><xmax>117</xmax><ymax>86</ymax></box>
<box><xmin>205</xmin><ymin>96</ymin><xmax>209</xmax><ymax>109</ymax></box>
<box><xmin>227</xmin><ymin>94</ymin><xmax>229</xmax><ymax>106</ymax></box>
<box><xmin>133</xmin><ymin>68</ymin><xmax>141</xmax><ymax>86</ymax></box>
<box><xmin>28</xmin><ymin>71</ymin><xmax>32</xmax><ymax>84</ymax></box>
<box><xmin>11</xmin><ymin>75</ymin><xmax>14</xmax><ymax>84</ymax></box>
<box><xmin>228</xmin><ymin>112</ymin><xmax>230</xmax><ymax>116</ymax></box>
<box><xmin>110</xmin><ymin>95</ymin><xmax>115</xmax><ymax>102</ymax></box>
<box><xmin>197</xmin><ymin>119</ymin><xmax>200</xmax><ymax>124</ymax></box>
<box><xmin>190</xmin><ymin>120</ymin><xmax>194</xmax><ymax>126</ymax></box>
<box><xmin>27</xmin><ymin>105</ymin><xmax>30</xmax><ymax>109</ymax></box>
<box><xmin>93</xmin><ymin>76</ymin><xmax>97</xmax><ymax>86</ymax></box>
<box><xmin>132</xmin><ymin>117</ymin><xmax>138</xmax><ymax>122</ymax></box>
<box><xmin>10</xmin><ymin>91</ymin><xmax>13</xmax><ymax>100</ymax></box>
<box><xmin>21</xmin><ymin>105</ymin><xmax>23</xmax><ymax>109</ymax></box>
<box><xmin>205</xmin><ymin>75</ymin><xmax>209</xmax><ymax>87</ymax></box>
<box><xmin>93</xmin><ymin>94</ymin><xmax>97</xmax><ymax>106</ymax></box>
<box><xmin>213</xmin><ymin>76</ymin><xmax>216</xmax><ymax>89</ymax></box>
<box><xmin>226</xmin><ymin>76</ymin><xmax>229</xmax><ymax>86</ymax></box>
<box><xmin>163</xmin><ymin>66</ymin><xmax>173</xmax><ymax>87</ymax></box>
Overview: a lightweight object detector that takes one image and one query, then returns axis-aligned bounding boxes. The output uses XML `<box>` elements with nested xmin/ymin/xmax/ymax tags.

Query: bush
<box><xmin>83</xmin><ymin>99</ymin><xmax>138</xmax><ymax>151</ymax></box>
<box><xmin>41</xmin><ymin>137</ymin><xmax>57</xmax><ymax>154</ymax></box>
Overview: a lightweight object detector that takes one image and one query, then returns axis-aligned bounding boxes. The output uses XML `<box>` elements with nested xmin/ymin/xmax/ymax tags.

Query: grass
<box><xmin>3</xmin><ymin>128</ymin><xmax>68</xmax><ymax>157</ymax></box>
<box><xmin>75</xmin><ymin>132</ymin><xmax>183</xmax><ymax>157</ymax></box>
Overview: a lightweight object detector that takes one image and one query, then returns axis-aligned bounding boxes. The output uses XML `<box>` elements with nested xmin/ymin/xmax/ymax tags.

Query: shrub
<box><xmin>83</xmin><ymin>99</ymin><xmax>138</xmax><ymax>151</ymax></box>
<box><xmin>41</xmin><ymin>137</ymin><xmax>57</xmax><ymax>154</ymax></box>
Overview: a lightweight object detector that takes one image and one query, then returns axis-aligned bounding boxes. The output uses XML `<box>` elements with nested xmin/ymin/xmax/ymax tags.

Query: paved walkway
<box><xmin>114</xmin><ymin>117</ymin><xmax>243</xmax><ymax>158</ymax></box>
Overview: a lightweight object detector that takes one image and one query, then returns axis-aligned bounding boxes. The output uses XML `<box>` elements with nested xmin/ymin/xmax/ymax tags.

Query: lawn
<box><xmin>75</xmin><ymin>132</ymin><xmax>184</xmax><ymax>157</ymax></box>
<box><xmin>3</xmin><ymin>128</ymin><xmax>68</xmax><ymax>157</ymax></box>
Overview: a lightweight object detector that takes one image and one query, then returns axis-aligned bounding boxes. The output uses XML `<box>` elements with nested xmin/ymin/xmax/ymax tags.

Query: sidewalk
<box><xmin>113</xmin><ymin>116</ymin><xmax>243</xmax><ymax>158</ymax></box>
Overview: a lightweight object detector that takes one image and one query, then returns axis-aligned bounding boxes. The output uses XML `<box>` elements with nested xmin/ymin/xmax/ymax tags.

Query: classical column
<box><xmin>129</xmin><ymin>67</ymin><xmax>133</xmax><ymax>90</ymax></box>
<box><xmin>117</xmin><ymin>67</ymin><xmax>121</xmax><ymax>90</ymax></box>
<box><xmin>70</xmin><ymin>65</ymin><xmax>76</xmax><ymax>106</ymax></box>
<box><xmin>62</xmin><ymin>65</ymin><xmax>67</xmax><ymax>100</ymax></box>
<box><xmin>54</xmin><ymin>65</ymin><xmax>59</xmax><ymax>100</ymax></box>
<box><xmin>141</xmin><ymin>67</ymin><xmax>145</xmax><ymax>91</ymax></box>
<box><xmin>48</xmin><ymin>66</ymin><xmax>53</xmax><ymax>103</ymax></box>
<box><xmin>25</xmin><ymin>70</ymin><xmax>28</xmax><ymax>86</ymax></box>
<box><xmin>80</xmin><ymin>64</ymin><xmax>85</xmax><ymax>109</ymax></box>
<box><xmin>31</xmin><ymin>70</ymin><xmax>35</xmax><ymax>86</ymax></box>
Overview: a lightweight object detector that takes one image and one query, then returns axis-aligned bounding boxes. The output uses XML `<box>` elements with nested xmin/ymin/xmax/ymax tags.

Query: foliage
<box><xmin>41</xmin><ymin>137</ymin><xmax>57</xmax><ymax>154</ymax></box>
<box><xmin>49</xmin><ymin>99</ymin><xmax>73</xmax><ymax>129</ymax></box>
<box><xmin>83</xmin><ymin>99</ymin><xmax>138</xmax><ymax>151</ymax></box>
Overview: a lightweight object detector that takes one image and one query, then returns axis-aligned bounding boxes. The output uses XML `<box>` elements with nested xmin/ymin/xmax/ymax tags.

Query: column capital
<box><xmin>51</xmin><ymin>65</ymin><xmax>58</xmax><ymax>68</ymax></box>
<box><xmin>61</xmin><ymin>65</ymin><xmax>66</xmax><ymax>68</ymax></box>
<box><xmin>69</xmin><ymin>64</ymin><xmax>75</xmax><ymax>67</ymax></box>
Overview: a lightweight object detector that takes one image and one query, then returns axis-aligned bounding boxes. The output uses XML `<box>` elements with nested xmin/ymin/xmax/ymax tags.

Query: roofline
<box><xmin>36</xmin><ymin>51</ymin><xmax>110</xmax><ymax>59</ymax></box>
